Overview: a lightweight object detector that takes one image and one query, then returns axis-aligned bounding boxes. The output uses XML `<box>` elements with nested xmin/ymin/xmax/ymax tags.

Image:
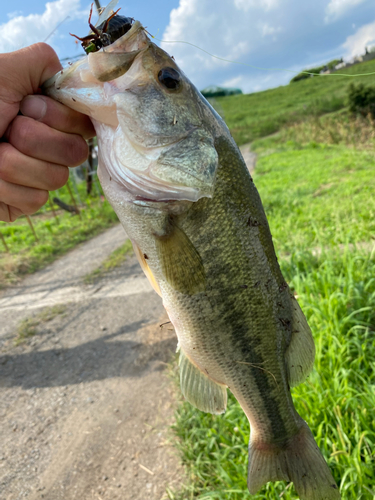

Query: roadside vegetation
<box><xmin>0</xmin><ymin>180</ymin><xmax>118</xmax><ymax>289</ymax></box>
<box><xmin>15</xmin><ymin>305</ymin><xmax>67</xmax><ymax>345</ymax></box>
<box><xmin>171</xmin><ymin>60</ymin><xmax>375</xmax><ymax>499</ymax></box>
<box><xmin>83</xmin><ymin>239</ymin><xmax>133</xmax><ymax>284</ymax></box>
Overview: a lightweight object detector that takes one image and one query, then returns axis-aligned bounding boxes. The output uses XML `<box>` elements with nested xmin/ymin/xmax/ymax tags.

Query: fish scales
<box><xmin>161</xmin><ymin>136</ymin><xmax>298</xmax><ymax>442</ymax></box>
<box><xmin>43</xmin><ymin>13</ymin><xmax>340</xmax><ymax>499</ymax></box>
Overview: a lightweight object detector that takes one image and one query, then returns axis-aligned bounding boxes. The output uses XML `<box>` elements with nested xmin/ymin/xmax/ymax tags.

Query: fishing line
<box><xmin>151</xmin><ymin>35</ymin><xmax>375</xmax><ymax>78</ymax></box>
<box><xmin>43</xmin><ymin>15</ymin><xmax>71</xmax><ymax>43</ymax></box>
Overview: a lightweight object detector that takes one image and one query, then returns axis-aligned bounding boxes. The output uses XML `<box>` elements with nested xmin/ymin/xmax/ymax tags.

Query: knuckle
<box><xmin>30</xmin><ymin>43</ymin><xmax>59</xmax><ymax>67</ymax></box>
<box><xmin>34</xmin><ymin>42</ymin><xmax>56</xmax><ymax>56</ymax></box>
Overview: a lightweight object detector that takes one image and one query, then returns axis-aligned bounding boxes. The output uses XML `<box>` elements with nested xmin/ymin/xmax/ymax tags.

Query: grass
<box><xmin>267</xmin><ymin>111</ymin><xmax>375</xmax><ymax>150</ymax></box>
<box><xmin>83</xmin><ymin>240</ymin><xmax>134</xmax><ymax>283</ymax></box>
<box><xmin>170</xmin><ymin>140</ymin><xmax>375</xmax><ymax>499</ymax></box>
<box><xmin>15</xmin><ymin>305</ymin><xmax>67</xmax><ymax>345</ymax></box>
<box><xmin>216</xmin><ymin>58</ymin><xmax>375</xmax><ymax>145</ymax></box>
<box><xmin>0</xmin><ymin>179</ymin><xmax>118</xmax><ymax>289</ymax></box>
<box><xmin>251</xmin><ymin>141</ymin><xmax>375</xmax><ymax>255</ymax></box>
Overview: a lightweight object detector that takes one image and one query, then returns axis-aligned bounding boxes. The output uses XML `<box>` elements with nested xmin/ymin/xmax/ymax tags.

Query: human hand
<box><xmin>0</xmin><ymin>43</ymin><xmax>95</xmax><ymax>222</ymax></box>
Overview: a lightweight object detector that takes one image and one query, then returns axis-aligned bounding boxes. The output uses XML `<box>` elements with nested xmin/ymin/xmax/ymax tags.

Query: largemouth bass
<box><xmin>43</xmin><ymin>18</ymin><xmax>340</xmax><ymax>499</ymax></box>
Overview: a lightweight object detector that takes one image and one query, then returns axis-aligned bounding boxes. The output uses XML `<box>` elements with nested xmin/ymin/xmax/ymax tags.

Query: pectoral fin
<box><xmin>286</xmin><ymin>295</ymin><xmax>316</xmax><ymax>387</ymax></box>
<box><xmin>155</xmin><ymin>220</ymin><xmax>205</xmax><ymax>295</ymax></box>
<box><xmin>132</xmin><ymin>242</ymin><xmax>162</xmax><ymax>297</ymax></box>
<box><xmin>179</xmin><ymin>349</ymin><xmax>227</xmax><ymax>414</ymax></box>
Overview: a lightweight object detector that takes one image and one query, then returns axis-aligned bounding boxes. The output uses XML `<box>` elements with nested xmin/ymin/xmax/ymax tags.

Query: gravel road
<box><xmin>0</xmin><ymin>224</ymin><xmax>184</xmax><ymax>500</ymax></box>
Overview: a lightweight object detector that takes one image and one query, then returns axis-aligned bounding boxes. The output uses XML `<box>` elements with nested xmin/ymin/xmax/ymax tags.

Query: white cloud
<box><xmin>220</xmin><ymin>75</ymin><xmax>244</xmax><ymax>88</ymax></box>
<box><xmin>161</xmin><ymin>0</ymin><xmax>284</xmax><ymax>80</ymax></box>
<box><xmin>221</xmin><ymin>72</ymin><xmax>281</xmax><ymax>94</ymax></box>
<box><xmin>7</xmin><ymin>11</ymin><xmax>23</xmax><ymax>20</ymax></box>
<box><xmin>0</xmin><ymin>0</ymin><xmax>86</xmax><ymax>53</ymax></box>
<box><xmin>234</xmin><ymin>0</ymin><xmax>279</xmax><ymax>11</ymax></box>
<box><xmin>342</xmin><ymin>19</ymin><xmax>375</xmax><ymax>58</ymax></box>
<box><xmin>325</xmin><ymin>0</ymin><xmax>367</xmax><ymax>22</ymax></box>
<box><xmin>260</xmin><ymin>23</ymin><xmax>282</xmax><ymax>37</ymax></box>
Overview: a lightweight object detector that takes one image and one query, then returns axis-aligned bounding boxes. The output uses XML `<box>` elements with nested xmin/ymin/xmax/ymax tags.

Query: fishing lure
<box><xmin>70</xmin><ymin>0</ymin><xmax>133</xmax><ymax>54</ymax></box>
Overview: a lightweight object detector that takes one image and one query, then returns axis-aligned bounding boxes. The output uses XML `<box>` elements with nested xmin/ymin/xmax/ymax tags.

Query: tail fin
<box><xmin>247</xmin><ymin>421</ymin><xmax>340</xmax><ymax>499</ymax></box>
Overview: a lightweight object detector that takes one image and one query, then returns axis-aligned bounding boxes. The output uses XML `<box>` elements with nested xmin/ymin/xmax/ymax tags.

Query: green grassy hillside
<box><xmin>216</xmin><ymin>59</ymin><xmax>375</xmax><ymax>145</ymax></box>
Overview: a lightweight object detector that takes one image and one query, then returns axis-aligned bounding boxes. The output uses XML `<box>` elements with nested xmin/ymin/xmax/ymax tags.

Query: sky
<box><xmin>1</xmin><ymin>0</ymin><xmax>375</xmax><ymax>93</ymax></box>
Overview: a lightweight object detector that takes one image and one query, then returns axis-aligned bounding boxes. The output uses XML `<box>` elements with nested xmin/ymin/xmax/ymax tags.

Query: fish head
<box><xmin>43</xmin><ymin>21</ymin><xmax>220</xmax><ymax>204</ymax></box>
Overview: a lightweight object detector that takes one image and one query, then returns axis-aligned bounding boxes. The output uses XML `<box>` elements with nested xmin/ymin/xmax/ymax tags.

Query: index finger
<box><xmin>0</xmin><ymin>43</ymin><xmax>62</xmax><ymax>137</ymax></box>
<box><xmin>20</xmin><ymin>95</ymin><xmax>96</xmax><ymax>140</ymax></box>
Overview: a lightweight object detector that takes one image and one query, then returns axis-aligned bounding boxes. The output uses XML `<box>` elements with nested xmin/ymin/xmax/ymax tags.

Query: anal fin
<box><xmin>179</xmin><ymin>349</ymin><xmax>227</xmax><ymax>414</ymax></box>
<box><xmin>286</xmin><ymin>295</ymin><xmax>316</xmax><ymax>387</ymax></box>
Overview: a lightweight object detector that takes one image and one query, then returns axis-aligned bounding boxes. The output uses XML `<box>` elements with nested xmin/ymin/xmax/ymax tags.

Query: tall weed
<box><xmin>276</xmin><ymin>113</ymin><xmax>375</xmax><ymax>149</ymax></box>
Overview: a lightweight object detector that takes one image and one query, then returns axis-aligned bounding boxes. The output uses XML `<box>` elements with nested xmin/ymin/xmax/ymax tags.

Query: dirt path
<box><xmin>0</xmin><ymin>224</ymin><xmax>184</xmax><ymax>500</ymax></box>
<box><xmin>239</xmin><ymin>143</ymin><xmax>257</xmax><ymax>176</ymax></box>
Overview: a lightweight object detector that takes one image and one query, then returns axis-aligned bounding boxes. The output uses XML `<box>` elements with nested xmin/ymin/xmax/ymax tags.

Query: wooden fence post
<box><xmin>66</xmin><ymin>180</ymin><xmax>81</xmax><ymax>219</ymax></box>
<box><xmin>26</xmin><ymin>215</ymin><xmax>38</xmax><ymax>241</ymax></box>
<box><xmin>0</xmin><ymin>231</ymin><xmax>9</xmax><ymax>252</ymax></box>
<box><xmin>48</xmin><ymin>194</ymin><xmax>59</xmax><ymax>223</ymax></box>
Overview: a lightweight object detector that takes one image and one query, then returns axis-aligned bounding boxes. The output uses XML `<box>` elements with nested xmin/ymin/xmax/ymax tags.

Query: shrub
<box><xmin>347</xmin><ymin>82</ymin><xmax>375</xmax><ymax>118</ymax></box>
<box><xmin>290</xmin><ymin>59</ymin><xmax>343</xmax><ymax>84</ymax></box>
<box><xmin>290</xmin><ymin>66</ymin><xmax>325</xmax><ymax>83</ymax></box>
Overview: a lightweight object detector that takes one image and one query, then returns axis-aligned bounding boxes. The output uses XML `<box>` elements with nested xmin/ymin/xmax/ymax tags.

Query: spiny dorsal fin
<box><xmin>155</xmin><ymin>219</ymin><xmax>205</xmax><ymax>295</ymax></box>
<box><xmin>286</xmin><ymin>295</ymin><xmax>315</xmax><ymax>387</ymax></box>
<box><xmin>179</xmin><ymin>348</ymin><xmax>227</xmax><ymax>414</ymax></box>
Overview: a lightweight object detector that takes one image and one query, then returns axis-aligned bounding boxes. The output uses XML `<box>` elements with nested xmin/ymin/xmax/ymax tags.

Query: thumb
<box><xmin>0</xmin><ymin>43</ymin><xmax>62</xmax><ymax>137</ymax></box>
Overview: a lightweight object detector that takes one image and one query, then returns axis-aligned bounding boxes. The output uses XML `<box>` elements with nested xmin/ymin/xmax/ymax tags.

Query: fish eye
<box><xmin>158</xmin><ymin>67</ymin><xmax>181</xmax><ymax>90</ymax></box>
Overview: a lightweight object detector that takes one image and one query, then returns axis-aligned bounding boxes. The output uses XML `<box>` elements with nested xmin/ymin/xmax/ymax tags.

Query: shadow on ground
<box><xmin>0</xmin><ymin>313</ymin><xmax>177</xmax><ymax>389</ymax></box>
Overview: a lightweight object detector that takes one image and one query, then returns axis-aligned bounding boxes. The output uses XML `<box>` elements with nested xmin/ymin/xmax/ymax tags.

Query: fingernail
<box><xmin>20</xmin><ymin>95</ymin><xmax>47</xmax><ymax>121</ymax></box>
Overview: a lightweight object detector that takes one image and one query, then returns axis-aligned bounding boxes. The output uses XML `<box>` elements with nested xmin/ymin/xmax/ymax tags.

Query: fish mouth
<box><xmin>101</xmin><ymin>20</ymin><xmax>147</xmax><ymax>53</ymax></box>
<box><xmin>42</xmin><ymin>20</ymin><xmax>149</xmax><ymax>111</ymax></box>
<box><xmin>43</xmin><ymin>21</ymin><xmax>217</xmax><ymax>205</ymax></box>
